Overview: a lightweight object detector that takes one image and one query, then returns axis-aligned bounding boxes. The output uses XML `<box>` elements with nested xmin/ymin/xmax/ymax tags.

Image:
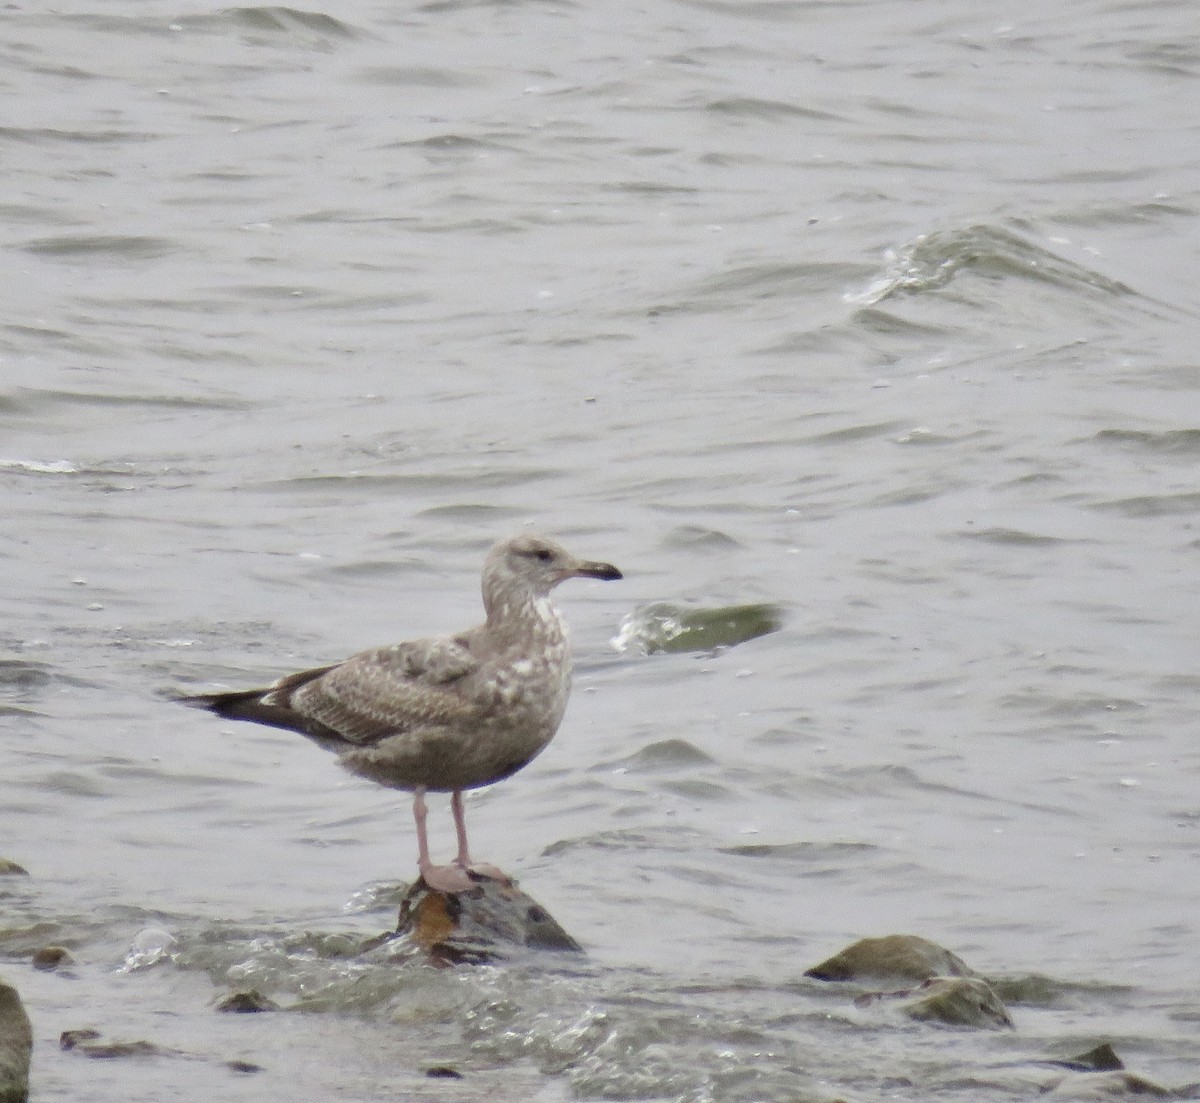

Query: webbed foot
<box><xmin>418</xmin><ymin>862</ymin><xmax>478</xmax><ymax>894</ymax></box>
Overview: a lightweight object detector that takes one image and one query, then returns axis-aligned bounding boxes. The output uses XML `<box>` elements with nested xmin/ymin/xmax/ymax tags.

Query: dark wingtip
<box><xmin>174</xmin><ymin>688</ymin><xmax>265</xmax><ymax>720</ymax></box>
<box><xmin>175</xmin><ymin>691</ymin><xmax>224</xmax><ymax>712</ymax></box>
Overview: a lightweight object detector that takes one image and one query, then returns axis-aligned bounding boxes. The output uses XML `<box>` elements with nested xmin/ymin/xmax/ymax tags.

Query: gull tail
<box><xmin>179</xmin><ymin>686</ymin><xmax>274</xmax><ymax>721</ymax></box>
<box><xmin>176</xmin><ymin>664</ymin><xmax>335</xmax><ymax>737</ymax></box>
<box><xmin>177</xmin><ymin>687</ymin><xmax>308</xmax><ymax>735</ymax></box>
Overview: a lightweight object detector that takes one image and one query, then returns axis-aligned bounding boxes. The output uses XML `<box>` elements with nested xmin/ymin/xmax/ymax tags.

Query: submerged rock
<box><xmin>1043</xmin><ymin>1043</ymin><xmax>1125</xmax><ymax>1073</ymax></box>
<box><xmin>425</xmin><ymin>1066</ymin><xmax>464</xmax><ymax>1079</ymax></box>
<box><xmin>989</xmin><ymin>970</ymin><xmax>1069</xmax><ymax>1006</ymax></box>
<box><xmin>394</xmin><ymin>872</ymin><xmax>582</xmax><ymax>965</ymax></box>
<box><xmin>806</xmin><ymin>934</ymin><xmax>977</xmax><ymax>983</ymax></box>
<box><xmin>1043</xmin><ymin>1069</ymin><xmax>1177</xmax><ymax>1098</ymax></box>
<box><xmin>31</xmin><ymin>947</ymin><xmax>73</xmax><ymax>973</ymax></box>
<box><xmin>227</xmin><ymin>1060</ymin><xmax>264</xmax><ymax>1074</ymax></box>
<box><xmin>216</xmin><ymin>990</ymin><xmax>280</xmax><ymax>1013</ymax></box>
<box><xmin>613</xmin><ymin>601</ymin><xmax>783</xmax><ymax>655</ymax></box>
<box><xmin>59</xmin><ymin>1030</ymin><xmax>165</xmax><ymax>1059</ymax></box>
<box><xmin>58</xmin><ymin>1029</ymin><xmax>100</xmax><ymax>1050</ymax></box>
<box><xmin>809</xmin><ymin>935</ymin><xmax>1014</xmax><ymax>1030</ymax></box>
<box><xmin>874</xmin><ymin>976</ymin><xmax>1014</xmax><ymax>1030</ymax></box>
<box><xmin>0</xmin><ymin>981</ymin><xmax>32</xmax><ymax>1103</ymax></box>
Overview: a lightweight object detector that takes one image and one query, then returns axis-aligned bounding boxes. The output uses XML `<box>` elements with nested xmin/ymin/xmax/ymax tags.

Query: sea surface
<box><xmin>3</xmin><ymin>1</ymin><xmax>1199</xmax><ymax>1099</ymax></box>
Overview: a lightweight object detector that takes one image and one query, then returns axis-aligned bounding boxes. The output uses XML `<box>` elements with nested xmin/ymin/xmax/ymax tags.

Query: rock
<box><xmin>215</xmin><ymin>990</ymin><xmax>279</xmax><ymax>1013</ymax></box>
<box><xmin>227</xmin><ymin>1060</ymin><xmax>264</xmax><ymax>1074</ymax></box>
<box><xmin>31</xmin><ymin>947</ymin><xmax>73</xmax><ymax>973</ymax></box>
<box><xmin>1043</xmin><ymin>1070</ymin><xmax>1177</xmax><ymax>1098</ymax></box>
<box><xmin>79</xmin><ymin>1040</ymin><xmax>162</xmax><ymax>1060</ymax></box>
<box><xmin>809</xmin><ymin>936</ymin><xmax>1012</xmax><ymax>1031</ymax></box>
<box><xmin>613</xmin><ymin>601</ymin><xmax>784</xmax><ymax>654</ymax></box>
<box><xmin>806</xmin><ymin>934</ymin><xmax>977</xmax><ymax>983</ymax></box>
<box><xmin>1046</xmin><ymin>1044</ymin><xmax>1125</xmax><ymax>1073</ymax></box>
<box><xmin>881</xmin><ymin>976</ymin><xmax>1014</xmax><ymax>1030</ymax></box>
<box><xmin>59</xmin><ymin>1030</ymin><xmax>164</xmax><ymax>1059</ymax></box>
<box><xmin>989</xmin><ymin>971</ymin><xmax>1067</xmax><ymax>1005</ymax></box>
<box><xmin>58</xmin><ymin>1029</ymin><xmax>100</xmax><ymax>1050</ymax></box>
<box><xmin>394</xmin><ymin>872</ymin><xmax>582</xmax><ymax>964</ymax></box>
<box><xmin>425</xmin><ymin>1066</ymin><xmax>464</xmax><ymax>1079</ymax></box>
<box><xmin>0</xmin><ymin>981</ymin><xmax>32</xmax><ymax>1103</ymax></box>
<box><xmin>0</xmin><ymin>861</ymin><xmax>28</xmax><ymax>878</ymax></box>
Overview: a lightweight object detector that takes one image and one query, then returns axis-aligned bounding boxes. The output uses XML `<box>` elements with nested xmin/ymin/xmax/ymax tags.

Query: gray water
<box><xmin>3</xmin><ymin>1</ymin><xmax>1200</xmax><ymax>1099</ymax></box>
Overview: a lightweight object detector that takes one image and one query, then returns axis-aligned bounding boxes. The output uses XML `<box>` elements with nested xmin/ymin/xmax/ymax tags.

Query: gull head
<box><xmin>484</xmin><ymin>534</ymin><xmax>622</xmax><ymax>607</ymax></box>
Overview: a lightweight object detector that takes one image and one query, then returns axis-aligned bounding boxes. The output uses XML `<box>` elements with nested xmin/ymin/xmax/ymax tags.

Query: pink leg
<box><xmin>411</xmin><ymin>787</ymin><xmax>474</xmax><ymax>894</ymax></box>
<box><xmin>450</xmin><ymin>790</ymin><xmax>472</xmax><ymax>867</ymax></box>
<box><xmin>412</xmin><ymin>787</ymin><xmax>434</xmax><ymax>871</ymax></box>
<box><xmin>450</xmin><ymin>789</ymin><xmax>509</xmax><ymax>883</ymax></box>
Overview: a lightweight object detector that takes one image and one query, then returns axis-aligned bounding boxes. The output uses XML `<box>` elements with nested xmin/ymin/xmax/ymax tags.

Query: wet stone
<box><xmin>394</xmin><ymin>871</ymin><xmax>582</xmax><ymax>965</ymax></box>
<box><xmin>227</xmin><ymin>1060</ymin><xmax>265</xmax><ymax>1074</ymax></box>
<box><xmin>614</xmin><ymin>601</ymin><xmax>784</xmax><ymax>654</ymax></box>
<box><xmin>59</xmin><ymin>1030</ymin><xmax>164</xmax><ymax>1059</ymax></box>
<box><xmin>806</xmin><ymin>934</ymin><xmax>977</xmax><ymax>983</ymax></box>
<box><xmin>31</xmin><ymin>946</ymin><xmax>73</xmax><ymax>972</ymax></box>
<box><xmin>79</xmin><ymin>1040</ymin><xmax>162</xmax><ymax>1060</ymax></box>
<box><xmin>216</xmin><ymin>990</ymin><xmax>280</xmax><ymax>1013</ymax></box>
<box><xmin>59</xmin><ymin>1029</ymin><xmax>101</xmax><ymax>1051</ymax></box>
<box><xmin>1043</xmin><ymin>1070</ymin><xmax>1177</xmax><ymax>1098</ymax></box>
<box><xmin>0</xmin><ymin>981</ymin><xmax>32</xmax><ymax>1103</ymax></box>
<box><xmin>809</xmin><ymin>935</ymin><xmax>1011</xmax><ymax>1030</ymax></box>
<box><xmin>1047</xmin><ymin>1043</ymin><xmax>1125</xmax><ymax>1073</ymax></box>
<box><xmin>425</xmin><ymin>1066</ymin><xmax>464</xmax><ymax>1079</ymax></box>
<box><xmin>887</xmin><ymin>976</ymin><xmax>1014</xmax><ymax>1030</ymax></box>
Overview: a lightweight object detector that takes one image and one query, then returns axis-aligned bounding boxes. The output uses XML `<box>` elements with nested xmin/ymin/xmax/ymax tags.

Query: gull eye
<box><xmin>533</xmin><ymin>548</ymin><xmax>553</xmax><ymax>562</ymax></box>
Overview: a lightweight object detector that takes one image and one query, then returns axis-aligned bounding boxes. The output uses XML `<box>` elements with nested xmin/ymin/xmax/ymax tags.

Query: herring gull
<box><xmin>180</xmin><ymin>534</ymin><xmax>622</xmax><ymax>892</ymax></box>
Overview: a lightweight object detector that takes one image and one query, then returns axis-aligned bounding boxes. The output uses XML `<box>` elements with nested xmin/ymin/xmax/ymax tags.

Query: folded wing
<box><xmin>181</xmin><ymin>636</ymin><xmax>482</xmax><ymax>748</ymax></box>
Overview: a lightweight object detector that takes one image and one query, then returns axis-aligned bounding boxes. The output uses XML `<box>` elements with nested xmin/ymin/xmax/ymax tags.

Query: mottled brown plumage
<box><xmin>180</xmin><ymin>534</ymin><xmax>622</xmax><ymax>892</ymax></box>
